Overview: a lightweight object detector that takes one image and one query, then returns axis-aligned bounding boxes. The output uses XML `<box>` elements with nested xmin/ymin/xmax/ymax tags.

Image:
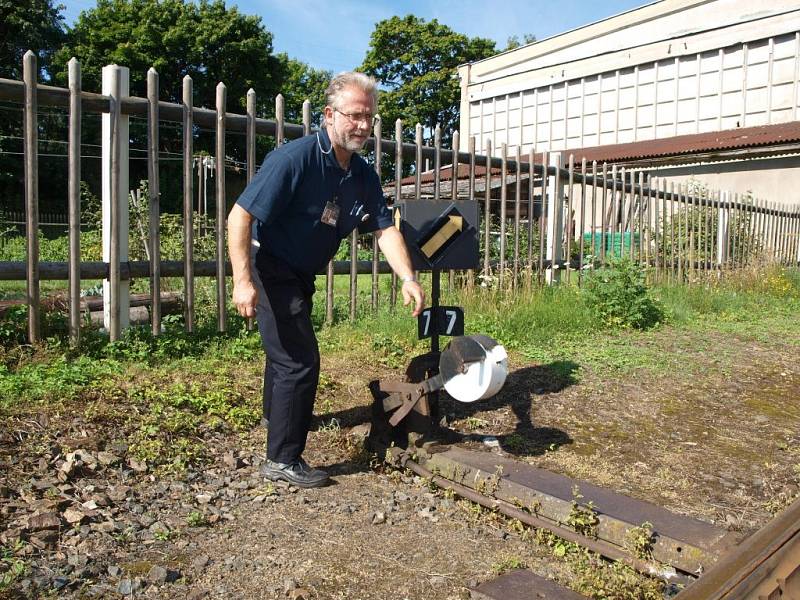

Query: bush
<box><xmin>582</xmin><ymin>259</ymin><xmax>663</xmax><ymax>329</ymax></box>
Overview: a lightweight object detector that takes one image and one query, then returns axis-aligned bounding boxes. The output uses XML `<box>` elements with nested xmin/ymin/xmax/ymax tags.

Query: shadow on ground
<box><xmin>313</xmin><ymin>360</ymin><xmax>579</xmax><ymax>460</ymax></box>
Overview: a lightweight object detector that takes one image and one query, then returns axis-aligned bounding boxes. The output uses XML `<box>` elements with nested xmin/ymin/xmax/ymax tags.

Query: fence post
<box><xmin>545</xmin><ymin>152</ymin><xmax>564</xmax><ymax>284</ymax></box>
<box><xmin>68</xmin><ymin>58</ymin><xmax>81</xmax><ymax>346</ymax></box>
<box><xmin>23</xmin><ymin>51</ymin><xmax>40</xmax><ymax>344</ymax></box>
<box><xmin>102</xmin><ymin>64</ymin><xmax>130</xmax><ymax>339</ymax></box>
<box><xmin>717</xmin><ymin>190</ymin><xmax>729</xmax><ymax>268</ymax></box>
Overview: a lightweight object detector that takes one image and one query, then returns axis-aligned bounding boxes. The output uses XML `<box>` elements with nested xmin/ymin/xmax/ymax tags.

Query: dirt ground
<box><xmin>1</xmin><ymin>320</ymin><xmax>799</xmax><ymax>599</ymax></box>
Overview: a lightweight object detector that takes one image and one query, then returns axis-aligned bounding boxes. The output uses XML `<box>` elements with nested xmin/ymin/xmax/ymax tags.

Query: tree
<box><xmin>360</xmin><ymin>15</ymin><xmax>496</xmax><ymax>145</ymax></box>
<box><xmin>275</xmin><ymin>55</ymin><xmax>331</xmax><ymax>126</ymax></box>
<box><xmin>505</xmin><ymin>33</ymin><xmax>537</xmax><ymax>51</ymax></box>
<box><xmin>0</xmin><ymin>0</ymin><xmax>66</xmax><ymax>80</ymax></box>
<box><xmin>52</xmin><ymin>0</ymin><xmax>283</xmax><ymax>110</ymax></box>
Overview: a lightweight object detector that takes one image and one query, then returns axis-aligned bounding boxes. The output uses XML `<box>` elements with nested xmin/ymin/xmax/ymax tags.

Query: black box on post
<box><xmin>393</xmin><ymin>200</ymin><xmax>480</xmax><ymax>271</ymax></box>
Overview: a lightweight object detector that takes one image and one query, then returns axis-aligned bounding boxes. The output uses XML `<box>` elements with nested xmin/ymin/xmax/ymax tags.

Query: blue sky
<box><xmin>59</xmin><ymin>0</ymin><xmax>651</xmax><ymax>73</ymax></box>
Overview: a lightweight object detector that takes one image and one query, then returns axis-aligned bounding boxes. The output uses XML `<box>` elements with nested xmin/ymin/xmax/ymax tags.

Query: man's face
<box><xmin>324</xmin><ymin>86</ymin><xmax>375</xmax><ymax>153</ymax></box>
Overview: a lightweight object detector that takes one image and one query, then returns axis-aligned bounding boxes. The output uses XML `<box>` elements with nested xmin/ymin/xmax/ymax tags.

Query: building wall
<box><xmin>459</xmin><ymin>0</ymin><xmax>800</xmax><ymax>157</ymax></box>
<box><xmin>643</xmin><ymin>155</ymin><xmax>800</xmax><ymax>203</ymax></box>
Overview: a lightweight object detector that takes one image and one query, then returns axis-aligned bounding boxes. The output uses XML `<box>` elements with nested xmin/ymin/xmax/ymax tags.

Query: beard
<box><xmin>330</xmin><ymin>122</ymin><xmax>368</xmax><ymax>153</ymax></box>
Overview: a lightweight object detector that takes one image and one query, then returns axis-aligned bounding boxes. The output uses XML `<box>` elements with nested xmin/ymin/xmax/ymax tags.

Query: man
<box><xmin>227</xmin><ymin>72</ymin><xmax>425</xmax><ymax>488</ymax></box>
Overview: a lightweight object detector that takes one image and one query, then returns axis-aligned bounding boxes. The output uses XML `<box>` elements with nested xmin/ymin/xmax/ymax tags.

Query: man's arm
<box><xmin>227</xmin><ymin>204</ymin><xmax>257</xmax><ymax>318</ymax></box>
<box><xmin>375</xmin><ymin>225</ymin><xmax>426</xmax><ymax>317</ymax></box>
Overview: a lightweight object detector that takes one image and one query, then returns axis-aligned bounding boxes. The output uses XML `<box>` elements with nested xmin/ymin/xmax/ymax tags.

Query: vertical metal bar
<box><xmin>450</xmin><ymin>129</ymin><xmax>459</xmax><ymax>291</ymax></box>
<box><xmin>565</xmin><ymin>154</ymin><xmax>574</xmax><ymax>285</ymax></box>
<box><xmin>771</xmin><ymin>201</ymin><xmax>780</xmax><ymax>261</ymax></box>
<box><xmin>68</xmin><ymin>58</ymin><xmax>81</xmax><ymax>346</ymax></box>
<box><xmin>23</xmin><ymin>52</ymin><xmax>40</xmax><ymax>343</ymax></box>
<box><xmin>611</xmin><ymin>165</ymin><xmax>618</xmax><ymax>258</ymax></box>
<box><xmin>247</xmin><ymin>90</ymin><xmax>257</xmax><ymax>181</ymax></box>
<box><xmin>669</xmin><ymin>182</ymin><xmax>675</xmax><ymax>281</ymax></box>
<box><xmin>513</xmin><ymin>144</ymin><xmax>521</xmax><ymax>287</ymax></box>
<box><xmin>216</xmin><ymin>82</ymin><xmax>227</xmax><ymax>332</ymax></box>
<box><xmin>303</xmin><ymin>100</ymin><xmax>311</xmax><ymax>136</ymax></box>
<box><xmin>415</xmin><ymin>123</ymin><xmax>423</xmax><ymax>200</ymax></box>
<box><xmin>578</xmin><ymin>157</ymin><xmax>587</xmax><ymax>284</ymax></box>
<box><xmin>527</xmin><ymin>147</ymin><xmax>535</xmax><ymax>274</ymax></box>
<box><xmin>628</xmin><ymin>169</ymin><xmax>635</xmax><ymax>261</ymax></box>
<box><xmin>637</xmin><ymin>171</ymin><xmax>644</xmax><ymax>265</ymax></box>
<box><xmin>275</xmin><ymin>94</ymin><xmax>284</xmax><ymax>147</ymax></box>
<box><xmin>391</xmin><ymin>119</ymin><xmax>402</xmax><ymax>310</ymax></box>
<box><xmin>147</xmin><ymin>68</ymin><xmax>161</xmax><ymax>335</ymax></box>
<box><xmin>106</xmin><ymin>66</ymin><xmax>123</xmax><ymax>341</ymax></box>
<box><xmin>433</xmin><ymin>124</ymin><xmax>441</xmax><ymax>201</ymax></box>
<box><xmin>545</xmin><ymin>153</ymin><xmax>564</xmax><ymax>284</ymax></box>
<box><xmin>716</xmin><ymin>190</ymin><xmax>727</xmax><ymax>271</ymax></box>
<box><xmin>468</xmin><ymin>136</ymin><xmax>476</xmax><ymax>200</ymax></box>
<box><xmin>371</xmin><ymin>116</ymin><xmax>382</xmax><ymax>311</ymax></box>
<box><xmin>484</xmin><ymin>139</ymin><xmax>492</xmax><ymax>276</ymax></box>
<box><xmin>538</xmin><ymin>151</ymin><xmax>547</xmax><ymax>284</ymax></box>
<box><xmin>499</xmin><ymin>143</ymin><xmax>507</xmax><ymax>287</ymax></box>
<box><xmin>467</xmin><ymin>135</ymin><xmax>476</xmax><ymax>290</ymax></box>
<box><xmin>600</xmin><ymin>163</ymin><xmax>608</xmax><ymax>265</ymax></box>
<box><xmin>349</xmin><ymin>233</ymin><xmax>358</xmax><ymax>323</ymax></box>
<box><xmin>727</xmin><ymin>193</ymin><xmax>735</xmax><ymax>270</ymax></box>
<box><xmin>183</xmin><ymin>76</ymin><xmax>195</xmax><ymax>332</ymax></box>
<box><xmin>451</xmin><ymin>130</ymin><xmax>460</xmax><ymax>203</ymax></box>
<box><xmin>590</xmin><ymin>160</ymin><xmax>597</xmax><ymax>265</ymax></box>
<box><xmin>736</xmin><ymin>193</ymin><xmax>744</xmax><ymax>269</ymax></box>
<box><xmin>245</xmin><ymin>89</ymin><xmax>257</xmax><ymax>332</ymax></box>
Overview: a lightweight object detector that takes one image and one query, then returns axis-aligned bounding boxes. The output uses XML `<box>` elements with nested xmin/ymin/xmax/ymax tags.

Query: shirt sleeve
<box><xmin>235</xmin><ymin>152</ymin><xmax>297</xmax><ymax>225</ymax></box>
<box><xmin>358</xmin><ymin>169</ymin><xmax>394</xmax><ymax>234</ymax></box>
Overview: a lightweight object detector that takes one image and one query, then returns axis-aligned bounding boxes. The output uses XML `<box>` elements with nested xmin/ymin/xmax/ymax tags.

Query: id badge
<box><xmin>321</xmin><ymin>200</ymin><xmax>340</xmax><ymax>227</ymax></box>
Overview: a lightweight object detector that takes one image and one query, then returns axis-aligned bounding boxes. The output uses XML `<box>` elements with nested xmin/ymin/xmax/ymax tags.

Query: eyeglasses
<box><xmin>334</xmin><ymin>109</ymin><xmax>376</xmax><ymax>127</ymax></box>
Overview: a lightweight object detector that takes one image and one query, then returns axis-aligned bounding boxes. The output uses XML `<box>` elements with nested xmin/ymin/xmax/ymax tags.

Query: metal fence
<box><xmin>1</xmin><ymin>52</ymin><xmax>799</xmax><ymax>345</ymax></box>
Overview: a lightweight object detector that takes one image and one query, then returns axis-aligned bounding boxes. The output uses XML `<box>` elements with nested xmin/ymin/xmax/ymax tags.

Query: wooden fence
<box><xmin>1</xmin><ymin>52</ymin><xmax>799</xmax><ymax>346</ymax></box>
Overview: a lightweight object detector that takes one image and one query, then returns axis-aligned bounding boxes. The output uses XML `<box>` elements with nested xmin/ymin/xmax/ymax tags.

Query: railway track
<box><xmin>387</xmin><ymin>444</ymin><xmax>800</xmax><ymax>600</ymax></box>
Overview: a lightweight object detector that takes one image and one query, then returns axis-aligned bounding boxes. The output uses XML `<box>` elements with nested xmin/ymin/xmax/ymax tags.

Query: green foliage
<box><xmin>277</xmin><ymin>56</ymin><xmax>332</xmax><ymax>125</ymax></box>
<box><xmin>650</xmin><ymin>183</ymin><xmax>762</xmax><ymax>269</ymax></box>
<box><xmin>360</xmin><ymin>15</ymin><xmax>496</xmax><ymax>145</ymax></box>
<box><xmin>186</xmin><ymin>510</ymin><xmax>209</xmax><ymax>527</ymax></box>
<box><xmin>582</xmin><ymin>258</ymin><xmax>663</xmax><ymax>329</ymax></box>
<box><xmin>53</xmin><ymin>0</ymin><xmax>282</xmax><ymax>109</ymax></box>
<box><xmin>505</xmin><ymin>33</ymin><xmax>537</xmax><ymax>50</ymax></box>
<box><xmin>490</xmin><ymin>555</ymin><xmax>526</xmax><ymax>575</ymax></box>
<box><xmin>0</xmin><ymin>539</ymin><xmax>28</xmax><ymax>590</ymax></box>
<box><xmin>625</xmin><ymin>521</ymin><xmax>655</xmax><ymax>560</ymax></box>
<box><xmin>566</xmin><ymin>486</ymin><xmax>599</xmax><ymax>537</ymax></box>
<box><xmin>0</xmin><ymin>0</ymin><xmax>65</xmax><ymax>80</ymax></box>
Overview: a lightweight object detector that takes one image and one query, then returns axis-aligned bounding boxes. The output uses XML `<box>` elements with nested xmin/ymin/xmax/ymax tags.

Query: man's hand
<box><xmin>401</xmin><ymin>280</ymin><xmax>425</xmax><ymax>317</ymax></box>
<box><xmin>232</xmin><ymin>280</ymin><xmax>258</xmax><ymax>318</ymax></box>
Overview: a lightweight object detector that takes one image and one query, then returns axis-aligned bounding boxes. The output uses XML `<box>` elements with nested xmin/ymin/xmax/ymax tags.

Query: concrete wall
<box><xmin>642</xmin><ymin>155</ymin><xmax>800</xmax><ymax>203</ymax></box>
<box><xmin>459</xmin><ymin>0</ymin><xmax>800</xmax><ymax>158</ymax></box>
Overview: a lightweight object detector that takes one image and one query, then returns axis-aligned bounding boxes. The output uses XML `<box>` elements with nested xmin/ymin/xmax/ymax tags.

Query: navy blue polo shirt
<box><xmin>236</xmin><ymin>127</ymin><xmax>393</xmax><ymax>288</ymax></box>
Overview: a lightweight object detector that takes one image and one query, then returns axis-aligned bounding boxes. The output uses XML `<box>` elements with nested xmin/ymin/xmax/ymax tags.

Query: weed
<box><xmin>490</xmin><ymin>555</ymin><xmax>526</xmax><ymax>575</ymax></box>
<box><xmin>625</xmin><ymin>521</ymin><xmax>655</xmax><ymax>559</ymax></box>
<box><xmin>566</xmin><ymin>486</ymin><xmax>599</xmax><ymax>538</ymax></box>
<box><xmin>0</xmin><ymin>540</ymin><xmax>28</xmax><ymax>590</ymax></box>
<box><xmin>463</xmin><ymin>416</ymin><xmax>488</xmax><ymax>431</ymax></box>
<box><xmin>582</xmin><ymin>258</ymin><xmax>663</xmax><ymax>329</ymax></box>
<box><xmin>186</xmin><ymin>511</ymin><xmax>209</xmax><ymax>527</ymax></box>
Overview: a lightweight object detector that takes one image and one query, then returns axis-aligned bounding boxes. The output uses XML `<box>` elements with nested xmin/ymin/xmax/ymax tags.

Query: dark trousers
<box><xmin>253</xmin><ymin>255</ymin><xmax>319</xmax><ymax>464</ymax></box>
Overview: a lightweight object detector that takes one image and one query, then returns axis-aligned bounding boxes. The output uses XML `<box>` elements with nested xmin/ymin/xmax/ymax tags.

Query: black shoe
<box><xmin>260</xmin><ymin>458</ymin><xmax>330</xmax><ymax>488</ymax></box>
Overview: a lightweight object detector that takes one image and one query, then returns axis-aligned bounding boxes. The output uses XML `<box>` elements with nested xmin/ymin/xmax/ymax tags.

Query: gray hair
<box><xmin>325</xmin><ymin>72</ymin><xmax>378</xmax><ymax>110</ymax></box>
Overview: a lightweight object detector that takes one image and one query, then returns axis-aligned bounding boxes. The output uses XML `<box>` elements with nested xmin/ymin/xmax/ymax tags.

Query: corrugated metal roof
<box><xmin>560</xmin><ymin>120</ymin><xmax>800</xmax><ymax>163</ymax></box>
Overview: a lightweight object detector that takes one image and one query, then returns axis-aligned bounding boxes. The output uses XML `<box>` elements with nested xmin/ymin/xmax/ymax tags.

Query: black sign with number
<box><xmin>417</xmin><ymin>306</ymin><xmax>465</xmax><ymax>340</ymax></box>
